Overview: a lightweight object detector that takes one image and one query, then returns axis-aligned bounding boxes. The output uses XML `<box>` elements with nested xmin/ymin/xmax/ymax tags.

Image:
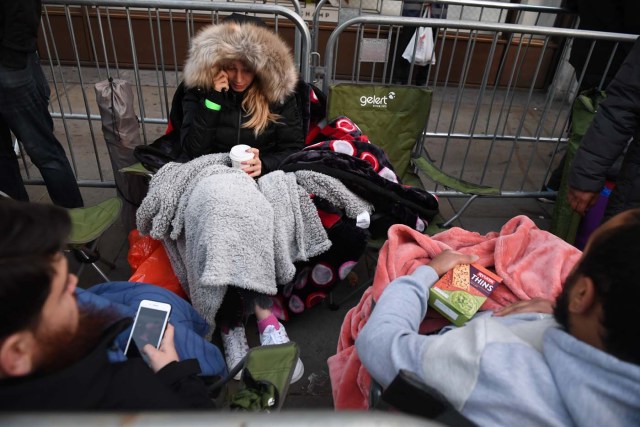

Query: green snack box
<box><xmin>428</xmin><ymin>263</ymin><xmax>502</xmax><ymax>326</ymax></box>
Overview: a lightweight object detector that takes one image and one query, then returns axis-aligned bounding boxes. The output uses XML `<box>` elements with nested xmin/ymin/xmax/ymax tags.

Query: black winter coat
<box><xmin>0</xmin><ymin>319</ymin><xmax>215</xmax><ymax>411</ymax></box>
<box><xmin>0</xmin><ymin>0</ymin><xmax>41</xmax><ymax>69</ymax></box>
<box><xmin>181</xmin><ymin>85</ymin><xmax>304</xmax><ymax>174</ymax></box>
<box><xmin>565</xmin><ymin>0</ymin><xmax>640</xmax><ymax>90</ymax></box>
<box><xmin>569</xmin><ymin>38</ymin><xmax>640</xmax><ymax>218</ymax></box>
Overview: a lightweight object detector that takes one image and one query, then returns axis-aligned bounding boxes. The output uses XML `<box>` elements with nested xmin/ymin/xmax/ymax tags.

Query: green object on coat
<box><xmin>551</xmin><ymin>89</ymin><xmax>606</xmax><ymax>243</ymax></box>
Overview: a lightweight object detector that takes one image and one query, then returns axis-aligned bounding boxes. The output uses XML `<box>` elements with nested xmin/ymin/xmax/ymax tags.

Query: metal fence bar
<box><xmin>21</xmin><ymin>0</ymin><xmax>310</xmax><ymax>187</ymax></box>
<box><xmin>65</xmin><ymin>5</ymin><xmax>105</xmax><ymax>181</ymax></box>
<box><xmin>310</xmin><ymin>0</ymin><xmax>576</xmax><ymax>84</ymax></box>
<box><xmin>323</xmin><ymin>15</ymin><xmax>637</xmax><ymax>200</ymax></box>
<box><xmin>39</xmin><ymin>7</ymin><xmax>78</xmax><ymax>179</ymax></box>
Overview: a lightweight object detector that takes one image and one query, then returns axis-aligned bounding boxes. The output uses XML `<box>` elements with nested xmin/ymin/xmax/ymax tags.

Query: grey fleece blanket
<box><xmin>293</xmin><ymin>170</ymin><xmax>374</xmax><ymax>219</ymax></box>
<box><xmin>258</xmin><ymin>171</ymin><xmax>332</xmax><ymax>284</ymax></box>
<box><xmin>136</xmin><ymin>155</ymin><xmax>334</xmax><ymax>327</ymax></box>
<box><xmin>183</xmin><ymin>173</ymin><xmax>274</xmax><ymax>325</ymax></box>
<box><xmin>136</xmin><ymin>153</ymin><xmax>230</xmax><ymax>238</ymax></box>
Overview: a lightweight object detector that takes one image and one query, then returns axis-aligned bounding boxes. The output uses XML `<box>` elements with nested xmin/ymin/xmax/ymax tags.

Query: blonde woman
<box><xmin>180</xmin><ymin>19</ymin><xmax>304</xmax><ymax>178</ymax></box>
<box><xmin>179</xmin><ymin>18</ymin><xmax>304</xmax><ymax>381</ymax></box>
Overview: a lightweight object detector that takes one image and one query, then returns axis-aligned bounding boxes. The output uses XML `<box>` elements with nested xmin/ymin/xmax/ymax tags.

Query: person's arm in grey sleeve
<box><xmin>356</xmin><ymin>250</ymin><xmax>478</xmax><ymax>388</ymax></box>
<box><xmin>356</xmin><ymin>265</ymin><xmax>440</xmax><ymax>388</ymax></box>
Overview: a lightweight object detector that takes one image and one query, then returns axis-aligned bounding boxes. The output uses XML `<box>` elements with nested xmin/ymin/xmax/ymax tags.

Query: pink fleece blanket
<box><xmin>327</xmin><ymin>215</ymin><xmax>582</xmax><ymax>410</ymax></box>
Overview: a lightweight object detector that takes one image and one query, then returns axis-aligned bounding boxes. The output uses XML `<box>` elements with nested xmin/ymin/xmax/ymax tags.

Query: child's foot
<box><xmin>258</xmin><ymin>316</ymin><xmax>304</xmax><ymax>384</ymax></box>
<box><xmin>221</xmin><ymin>325</ymin><xmax>249</xmax><ymax>380</ymax></box>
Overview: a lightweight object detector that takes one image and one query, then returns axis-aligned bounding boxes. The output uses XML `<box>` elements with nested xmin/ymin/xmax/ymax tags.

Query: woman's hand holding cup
<box><xmin>243</xmin><ymin>148</ymin><xmax>262</xmax><ymax>178</ymax></box>
<box><xmin>230</xmin><ymin>145</ymin><xmax>262</xmax><ymax>178</ymax></box>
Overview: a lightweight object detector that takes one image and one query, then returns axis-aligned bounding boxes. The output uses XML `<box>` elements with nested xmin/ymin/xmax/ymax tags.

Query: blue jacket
<box><xmin>76</xmin><ymin>281</ymin><xmax>226</xmax><ymax>378</ymax></box>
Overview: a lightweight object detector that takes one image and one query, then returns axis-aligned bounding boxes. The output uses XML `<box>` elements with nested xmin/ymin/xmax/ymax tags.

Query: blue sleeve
<box><xmin>77</xmin><ymin>282</ymin><xmax>227</xmax><ymax>377</ymax></box>
<box><xmin>356</xmin><ymin>265</ymin><xmax>441</xmax><ymax>388</ymax></box>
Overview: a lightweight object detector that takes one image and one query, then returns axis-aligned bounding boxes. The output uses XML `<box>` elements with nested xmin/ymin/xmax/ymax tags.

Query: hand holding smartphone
<box><xmin>143</xmin><ymin>324</ymin><xmax>180</xmax><ymax>373</ymax></box>
<box><xmin>125</xmin><ymin>300</ymin><xmax>172</xmax><ymax>367</ymax></box>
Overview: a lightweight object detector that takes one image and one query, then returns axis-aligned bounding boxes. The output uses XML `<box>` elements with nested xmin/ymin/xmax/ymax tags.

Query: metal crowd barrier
<box><xmin>20</xmin><ymin>0</ymin><xmax>310</xmax><ymax>188</ymax></box>
<box><xmin>1</xmin><ymin>411</ymin><xmax>439</xmax><ymax>426</ymax></box>
<box><xmin>309</xmin><ymin>0</ymin><xmax>576</xmax><ymax>83</ymax></box>
<box><xmin>20</xmin><ymin>0</ymin><xmax>637</xmax><ymax>200</ymax></box>
<box><xmin>322</xmin><ymin>15</ymin><xmax>637</xmax><ymax>199</ymax></box>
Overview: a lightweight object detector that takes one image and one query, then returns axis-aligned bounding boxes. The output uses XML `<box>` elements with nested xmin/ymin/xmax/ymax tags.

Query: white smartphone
<box><xmin>124</xmin><ymin>300</ymin><xmax>171</xmax><ymax>361</ymax></box>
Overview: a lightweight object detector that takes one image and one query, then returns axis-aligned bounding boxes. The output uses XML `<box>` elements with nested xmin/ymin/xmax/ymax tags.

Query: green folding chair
<box><xmin>550</xmin><ymin>89</ymin><xmax>605</xmax><ymax>244</ymax></box>
<box><xmin>326</xmin><ymin>84</ymin><xmax>499</xmax><ymax>308</ymax></box>
<box><xmin>0</xmin><ymin>193</ymin><xmax>122</xmax><ymax>282</ymax></box>
<box><xmin>67</xmin><ymin>197</ymin><xmax>123</xmax><ymax>282</ymax></box>
<box><xmin>210</xmin><ymin>342</ymin><xmax>300</xmax><ymax>411</ymax></box>
<box><xmin>327</xmin><ymin>83</ymin><xmax>500</xmax><ymax>229</ymax></box>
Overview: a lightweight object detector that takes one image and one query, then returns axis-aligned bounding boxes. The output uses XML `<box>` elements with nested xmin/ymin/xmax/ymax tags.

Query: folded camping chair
<box><xmin>325</xmin><ymin>84</ymin><xmax>499</xmax><ymax>308</ymax></box>
<box><xmin>370</xmin><ymin>370</ymin><xmax>477</xmax><ymax>427</ymax></box>
<box><xmin>94</xmin><ymin>78</ymin><xmax>151</xmax><ymax>233</ymax></box>
<box><xmin>0</xmin><ymin>192</ymin><xmax>122</xmax><ymax>282</ymax></box>
<box><xmin>209</xmin><ymin>342</ymin><xmax>300</xmax><ymax>411</ymax></box>
<box><xmin>550</xmin><ymin>89</ymin><xmax>606</xmax><ymax>244</ymax></box>
<box><xmin>67</xmin><ymin>197</ymin><xmax>123</xmax><ymax>282</ymax></box>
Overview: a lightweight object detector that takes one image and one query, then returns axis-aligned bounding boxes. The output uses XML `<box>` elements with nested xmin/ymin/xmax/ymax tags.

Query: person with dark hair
<box><xmin>0</xmin><ymin>1</ymin><xmax>83</xmax><ymax>208</ymax></box>
<box><xmin>0</xmin><ymin>200</ymin><xmax>219</xmax><ymax>410</ymax></box>
<box><xmin>357</xmin><ymin>209</ymin><xmax>640</xmax><ymax>425</ymax></box>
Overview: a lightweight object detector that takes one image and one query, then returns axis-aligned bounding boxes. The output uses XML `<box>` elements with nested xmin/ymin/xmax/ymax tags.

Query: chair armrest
<box><xmin>120</xmin><ymin>162</ymin><xmax>154</xmax><ymax>178</ymax></box>
<box><xmin>381</xmin><ymin>370</ymin><xmax>477</xmax><ymax>427</ymax></box>
<box><xmin>412</xmin><ymin>157</ymin><xmax>500</xmax><ymax>196</ymax></box>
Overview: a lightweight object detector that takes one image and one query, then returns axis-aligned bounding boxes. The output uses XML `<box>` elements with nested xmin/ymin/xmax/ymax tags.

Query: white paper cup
<box><xmin>229</xmin><ymin>144</ymin><xmax>254</xmax><ymax>169</ymax></box>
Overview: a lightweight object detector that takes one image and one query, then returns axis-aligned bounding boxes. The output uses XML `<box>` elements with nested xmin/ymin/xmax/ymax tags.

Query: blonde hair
<box><xmin>219</xmin><ymin>59</ymin><xmax>282</xmax><ymax>136</ymax></box>
<box><xmin>242</xmin><ymin>83</ymin><xmax>281</xmax><ymax>136</ymax></box>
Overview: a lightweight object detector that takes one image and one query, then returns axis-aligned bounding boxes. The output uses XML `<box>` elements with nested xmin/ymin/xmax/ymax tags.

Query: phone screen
<box><xmin>125</xmin><ymin>306</ymin><xmax>169</xmax><ymax>359</ymax></box>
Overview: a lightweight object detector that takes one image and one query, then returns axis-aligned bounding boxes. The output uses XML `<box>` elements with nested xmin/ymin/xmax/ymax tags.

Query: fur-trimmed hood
<box><xmin>183</xmin><ymin>22</ymin><xmax>298</xmax><ymax>104</ymax></box>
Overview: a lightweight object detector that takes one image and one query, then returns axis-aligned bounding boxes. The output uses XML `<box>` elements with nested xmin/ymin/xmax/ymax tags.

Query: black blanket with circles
<box><xmin>271</xmin><ymin>115</ymin><xmax>439</xmax><ymax>319</ymax></box>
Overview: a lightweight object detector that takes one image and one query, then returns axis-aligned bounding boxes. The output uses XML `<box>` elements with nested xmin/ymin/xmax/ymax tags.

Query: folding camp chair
<box><xmin>0</xmin><ymin>192</ymin><xmax>122</xmax><ymax>282</ymax></box>
<box><xmin>327</xmin><ymin>83</ymin><xmax>500</xmax><ymax>227</ymax></box>
<box><xmin>325</xmin><ymin>84</ymin><xmax>499</xmax><ymax>308</ymax></box>
<box><xmin>370</xmin><ymin>370</ymin><xmax>477</xmax><ymax>426</ymax></box>
<box><xmin>94</xmin><ymin>78</ymin><xmax>150</xmax><ymax>233</ymax></box>
<box><xmin>209</xmin><ymin>342</ymin><xmax>300</xmax><ymax>411</ymax></box>
<box><xmin>550</xmin><ymin>89</ymin><xmax>606</xmax><ymax>244</ymax></box>
<box><xmin>67</xmin><ymin>197</ymin><xmax>123</xmax><ymax>282</ymax></box>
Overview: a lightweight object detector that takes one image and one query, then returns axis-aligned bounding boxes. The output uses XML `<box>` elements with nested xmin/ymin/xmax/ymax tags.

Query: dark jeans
<box><xmin>0</xmin><ymin>52</ymin><xmax>83</xmax><ymax>208</ymax></box>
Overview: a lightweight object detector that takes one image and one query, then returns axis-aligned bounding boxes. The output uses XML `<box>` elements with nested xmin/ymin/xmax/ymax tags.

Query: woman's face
<box><xmin>224</xmin><ymin>60</ymin><xmax>255</xmax><ymax>93</ymax></box>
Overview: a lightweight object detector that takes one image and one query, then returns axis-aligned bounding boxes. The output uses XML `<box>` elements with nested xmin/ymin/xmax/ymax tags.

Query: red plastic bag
<box><xmin>128</xmin><ymin>229</ymin><xmax>161</xmax><ymax>270</ymax></box>
<box><xmin>128</xmin><ymin>230</ymin><xmax>188</xmax><ymax>300</ymax></box>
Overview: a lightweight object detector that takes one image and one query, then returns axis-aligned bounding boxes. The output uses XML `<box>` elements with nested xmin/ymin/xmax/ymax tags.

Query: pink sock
<box><xmin>257</xmin><ymin>314</ymin><xmax>281</xmax><ymax>334</ymax></box>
